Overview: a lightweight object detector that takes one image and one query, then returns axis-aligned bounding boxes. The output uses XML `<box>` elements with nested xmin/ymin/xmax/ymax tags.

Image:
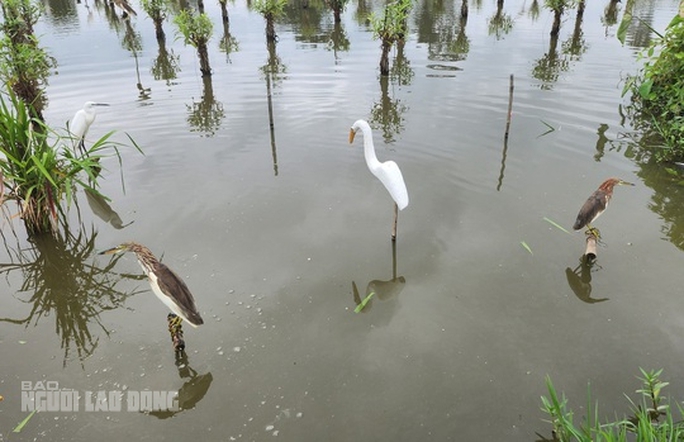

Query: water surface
<box><xmin>2</xmin><ymin>0</ymin><xmax>684</xmax><ymax>440</ymax></box>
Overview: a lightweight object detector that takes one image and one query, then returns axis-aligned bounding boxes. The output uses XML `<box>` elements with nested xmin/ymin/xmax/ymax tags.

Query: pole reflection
<box><xmin>565</xmin><ymin>256</ymin><xmax>608</xmax><ymax>304</ymax></box>
<box><xmin>352</xmin><ymin>240</ymin><xmax>406</xmax><ymax>314</ymax></box>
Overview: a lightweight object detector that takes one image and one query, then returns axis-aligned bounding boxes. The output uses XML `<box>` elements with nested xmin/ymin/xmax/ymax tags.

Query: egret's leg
<box><xmin>78</xmin><ymin>138</ymin><xmax>87</xmax><ymax>155</ymax></box>
<box><xmin>391</xmin><ymin>202</ymin><xmax>398</xmax><ymax>241</ymax></box>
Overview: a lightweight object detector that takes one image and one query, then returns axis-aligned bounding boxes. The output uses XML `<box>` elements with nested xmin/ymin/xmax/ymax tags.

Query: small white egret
<box><xmin>349</xmin><ymin>119</ymin><xmax>409</xmax><ymax>241</ymax></box>
<box><xmin>69</xmin><ymin>101</ymin><xmax>109</xmax><ymax>154</ymax></box>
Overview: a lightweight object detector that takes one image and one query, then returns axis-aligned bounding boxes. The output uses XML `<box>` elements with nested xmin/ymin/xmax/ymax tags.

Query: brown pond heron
<box><xmin>573</xmin><ymin>177</ymin><xmax>634</xmax><ymax>236</ymax></box>
<box><xmin>99</xmin><ymin>242</ymin><xmax>204</xmax><ymax>327</ymax></box>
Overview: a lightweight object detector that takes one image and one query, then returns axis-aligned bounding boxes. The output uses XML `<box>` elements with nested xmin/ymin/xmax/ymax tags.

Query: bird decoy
<box><xmin>69</xmin><ymin>101</ymin><xmax>109</xmax><ymax>154</ymax></box>
<box><xmin>573</xmin><ymin>177</ymin><xmax>634</xmax><ymax>237</ymax></box>
<box><xmin>349</xmin><ymin>119</ymin><xmax>409</xmax><ymax>241</ymax></box>
<box><xmin>99</xmin><ymin>242</ymin><xmax>204</xmax><ymax>328</ymax></box>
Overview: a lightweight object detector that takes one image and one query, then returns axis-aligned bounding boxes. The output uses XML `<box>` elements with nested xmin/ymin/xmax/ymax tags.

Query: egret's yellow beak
<box><xmin>349</xmin><ymin>129</ymin><xmax>356</xmax><ymax>144</ymax></box>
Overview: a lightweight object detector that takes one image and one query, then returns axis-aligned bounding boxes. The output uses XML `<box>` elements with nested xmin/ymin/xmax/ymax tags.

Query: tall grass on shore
<box><xmin>540</xmin><ymin>369</ymin><xmax>684</xmax><ymax>441</ymax></box>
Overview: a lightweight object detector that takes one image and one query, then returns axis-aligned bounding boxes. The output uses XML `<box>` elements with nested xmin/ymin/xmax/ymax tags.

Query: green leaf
<box><xmin>13</xmin><ymin>409</ymin><xmax>37</xmax><ymax>433</ymax></box>
<box><xmin>543</xmin><ymin>217</ymin><xmax>571</xmax><ymax>234</ymax></box>
<box><xmin>638</xmin><ymin>79</ymin><xmax>653</xmax><ymax>99</ymax></box>
<box><xmin>354</xmin><ymin>291</ymin><xmax>375</xmax><ymax>313</ymax></box>
<box><xmin>520</xmin><ymin>241</ymin><xmax>533</xmax><ymax>255</ymax></box>
<box><xmin>617</xmin><ymin>13</ymin><xmax>632</xmax><ymax>45</ymax></box>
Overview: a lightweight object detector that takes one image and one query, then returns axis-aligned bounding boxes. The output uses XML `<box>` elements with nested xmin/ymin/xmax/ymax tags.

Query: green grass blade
<box><xmin>538</xmin><ymin>120</ymin><xmax>556</xmax><ymax>138</ymax></box>
<box><xmin>354</xmin><ymin>291</ymin><xmax>375</xmax><ymax>313</ymax></box>
<box><xmin>13</xmin><ymin>409</ymin><xmax>37</xmax><ymax>433</ymax></box>
<box><xmin>520</xmin><ymin>241</ymin><xmax>533</xmax><ymax>255</ymax></box>
<box><xmin>543</xmin><ymin>217</ymin><xmax>571</xmax><ymax>234</ymax></box>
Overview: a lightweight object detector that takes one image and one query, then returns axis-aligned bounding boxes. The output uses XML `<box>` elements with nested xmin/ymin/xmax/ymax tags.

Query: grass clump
<box><xmin>623</xmin><ymin>10</ymin><xmax>684</xmax><ymax>163</ymax></box>
<box><xmin>0</xmin><ymin>91</ymin><xmax>140</xmax><ymax>236</ymax></box>
<box><xmin>540</xmin><ymin>369</ymin><xmax>684</xmax><ymax>441</ymax></box>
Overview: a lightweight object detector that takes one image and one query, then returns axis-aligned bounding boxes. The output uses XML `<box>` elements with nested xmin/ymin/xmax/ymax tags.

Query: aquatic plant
<box><xmin>369</xmin><ymin>0</ymin><xmax>412</xmax><ymax>76</ymax></box>
<box><xmin>622</xmin><ymin>10</ymin><xmax>684</xmax><ymax>163</ymax></box>
<box><xmin>544</xmin><ymin>0</ymin><xmax>572</xmax><ymax>36</ymax></box>
<box><xmin>140</xmin><ymin>0</ymin><xmax>171</xmax><ymax>41</ymax></box>
<box><xmin>540</xmin><ymin>369</ymin><xmax>684</xmax><ymax>441</ymax></box>
<box><xmin>253</xmin><ymin>0</ymin><xmax>288</xmax><ymax>42</ymax></box>
<box><xmin>0</xmin><ymin>92</ymin><xmax>139</xmax><ymax>236</ymax></box>
<box><xmin>0</xmin><ymin>0</ymin><xmax>56</xmax><ymax>120</ymax></box>
<box><xmin>174</xmin><ymin>9</ymin><xmax>214</xmax><ymax>76</ymax></box>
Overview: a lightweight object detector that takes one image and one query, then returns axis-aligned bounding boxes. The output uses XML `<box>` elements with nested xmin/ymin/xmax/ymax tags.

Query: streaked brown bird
<box><xmin>99</xmin><ymin>242</ymin><xmax>204</xmax><ymax>327</ymax></box>
<box><xmin>573</xmin><ymin>177</ymin><xmax>634</xmax><ymax>235</ymax></box>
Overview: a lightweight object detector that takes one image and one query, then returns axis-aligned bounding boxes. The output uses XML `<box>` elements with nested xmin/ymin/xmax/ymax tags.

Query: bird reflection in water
<box><xmin>148</xmin><ymin>351</ymin><xmax>213</xmax><ymax>419</ymax></box>
<box><xmin>565</xmin><ymin>256</ymin><xmax>608</xmax><ymax>304</ymax></box>
<box><xmin>85</xmin><ymin>189</ymin><xmax>133</xmax><ymax>229</ymax></box>
<box><xmin>352</xmin><ymin>240</ymin><xmax>406</xmax><ymax>313</ymax></box>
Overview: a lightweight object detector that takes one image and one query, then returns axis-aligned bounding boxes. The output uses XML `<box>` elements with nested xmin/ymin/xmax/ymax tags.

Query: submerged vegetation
<box><xmin>174</xmin><ymin>8</ymin><xmax>214</xmax><ymax>76</ymax></box>
<box><xmin>540</xmin><ymin>369</ymin><xmax>684</xmax><ymax>441</ymax></box>
<box><xmin>370</xmin><ymin>0</ymin><xmax>412</xmax><ymax>76</ymax></box>
<box><xmin>253</xmin><ymin>0</ymin><xmax>288</xmax><ymax>41</ymax></box>
<box><xmin>623</xmin><ymin>6</ymin><xmax>684</xmax><ymax>163</ymax></box>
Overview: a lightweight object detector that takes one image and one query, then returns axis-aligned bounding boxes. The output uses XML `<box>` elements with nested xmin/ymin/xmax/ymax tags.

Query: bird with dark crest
<box><xmin>573</xmin><ymin>177</ymin><xmax>634</xmax><ymax>237</ymax></box>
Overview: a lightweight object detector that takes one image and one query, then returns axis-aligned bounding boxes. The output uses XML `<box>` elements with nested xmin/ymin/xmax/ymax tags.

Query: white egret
<box><xmin>69</xmin><ymin>101</ymin><xmax>109</xmax><ymax>154</ymax></box>
<box><xmin>349</xmin><ymin>119</ymin><xmax>409</xmax><ymax>241</ymax></box>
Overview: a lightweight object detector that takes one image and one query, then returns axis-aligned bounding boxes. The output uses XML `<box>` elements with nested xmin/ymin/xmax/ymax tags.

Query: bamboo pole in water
<box><xmin>584</xmin><ymin>231</ymin><xmax>598</xmax><ymax>260</ymax></box>
<box><xmin>504</xmin><ymin>74</ymin><xmax>514</xmax><ymax>142</ymax></box>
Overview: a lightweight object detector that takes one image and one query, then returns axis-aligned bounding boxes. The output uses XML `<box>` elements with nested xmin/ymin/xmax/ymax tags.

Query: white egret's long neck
<box><xmin>361</xmin><ymin>128</ymin><xmax>381</xmax><ymax>173</ymax></box>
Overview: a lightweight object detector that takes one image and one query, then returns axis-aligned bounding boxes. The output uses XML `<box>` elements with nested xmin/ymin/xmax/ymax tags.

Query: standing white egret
<box><xmin>349</xmin><ymin>119</ymin><xmax>409</xmax><ymax>241</ymax></box>
<box><xmin>69</xmin><ymin>101</ymin><xmax>109</xmax><ymax>154</ymax></box>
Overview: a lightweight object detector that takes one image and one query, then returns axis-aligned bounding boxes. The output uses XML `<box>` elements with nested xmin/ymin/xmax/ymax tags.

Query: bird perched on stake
<box><xmin>349</xmin><ymin>119</ymin><xmax>409</xmax><ymax>241</ymax></box>
<box><xmin>573</xmin><ymin>177</ymin><xmax>634</xmax><ymax>237</ymax></box>
<box><xmin>69</xmin><ymin>101</ymin><xmax>109</xmax><ymax>154</ymax></box>
<box><xmin>99</xmin><ymin>242</ymin><xmax>204</xmax><ymax>328</ymax></box>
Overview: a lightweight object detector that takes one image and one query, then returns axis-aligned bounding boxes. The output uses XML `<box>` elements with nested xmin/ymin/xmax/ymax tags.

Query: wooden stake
<box><xmin>504</xmin><ymin>74</ymin><xmax>514</xmax><ymax>142</ymax></box>
<box><xmin>391</xmin><ymin>202</ymin><xmax>398</xmax><ymax>241</ymax></box>
<box><xmin>583</xmin><ymin>231</ymin><xmax>598</xmax><ymax>261</ymax></box>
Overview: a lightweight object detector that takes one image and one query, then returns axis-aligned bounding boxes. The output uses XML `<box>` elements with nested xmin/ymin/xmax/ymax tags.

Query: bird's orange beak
<box><xmin>349</xmin><ymin>129</ymin><xmax>356</xmax><ymax>145</ymax></box>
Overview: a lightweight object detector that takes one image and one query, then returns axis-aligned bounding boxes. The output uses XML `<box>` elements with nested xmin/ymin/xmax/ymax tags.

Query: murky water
<box><xmin>2</xmin><ymin>0</ymin><xmax>684</xmax><ymax>439</ymax></box>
